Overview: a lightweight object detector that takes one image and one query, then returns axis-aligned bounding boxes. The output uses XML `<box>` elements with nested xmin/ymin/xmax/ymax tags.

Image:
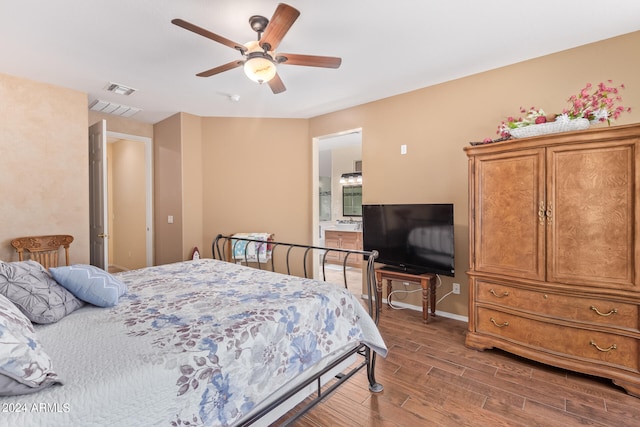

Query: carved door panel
<box><xmin>473</xmin><ymin>148</ymin><xmax>546</xmax><ymax>280</ymax></box>
<box><xmin>546</xmin><ymin>141</ymin><xmax>637</xmax><ymax>289</ymax></box>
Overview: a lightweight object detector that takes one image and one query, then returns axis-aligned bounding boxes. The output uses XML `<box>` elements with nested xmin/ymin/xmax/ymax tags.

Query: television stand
<box><xmin>379</xmin><ymin>265</ymin><xmax>430</xmax><ymax>276</ymax></box>
<box><xmin>374</xmin><ymin>268</ymin><xmax>437</xmax><ymax>324</ymax></box>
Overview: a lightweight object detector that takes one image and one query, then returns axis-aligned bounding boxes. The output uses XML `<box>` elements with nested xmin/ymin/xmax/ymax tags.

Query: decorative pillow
<box><xmin>0</xmin><ymin>293</ymin><xmax>61</xmax><ymax>396</ymax></box>
<box><xmin>0</xmin><ymin>260</ymin><xmax>84</xmax><ymax>324</ymax></box>
<box><xmin>49</xmin><ymin>264</ymin><xmax>127</xmax><ymax>307</ymax></box>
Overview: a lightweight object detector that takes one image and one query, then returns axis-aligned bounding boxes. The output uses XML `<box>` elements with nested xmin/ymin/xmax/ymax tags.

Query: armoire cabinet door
<box><xmin>546</xmin><ymin>141</ymin><xmax>638</xmax><ymax>289</ymax></box>
<box><xmin>473</xmin><ymin>148</ymin><xmax>546</xmax><ymax>280</ymax></box>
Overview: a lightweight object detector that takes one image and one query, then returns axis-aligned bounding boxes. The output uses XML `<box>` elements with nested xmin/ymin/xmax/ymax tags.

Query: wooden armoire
<box><xmin>464</xmin><ymin>123</ymin><xmax>640</xmax><ymax>397</ymax></box>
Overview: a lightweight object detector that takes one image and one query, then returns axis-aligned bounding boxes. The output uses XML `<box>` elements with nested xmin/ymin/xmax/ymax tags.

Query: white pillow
<box><xmin>49</xmin><ymin>264</ymin><xmax>127</xmax><ymax>307</ymax></box>
<box><xmin>0</xmin><ymin>293</ymin><xmax>61</xmax><ymax>395</ymax></box>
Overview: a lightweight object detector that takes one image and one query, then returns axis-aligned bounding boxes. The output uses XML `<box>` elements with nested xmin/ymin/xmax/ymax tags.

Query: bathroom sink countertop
<box><xmin>327</xmin><ymin>224</ymin><xmax>362</xmax><ymax>231</ymax></box>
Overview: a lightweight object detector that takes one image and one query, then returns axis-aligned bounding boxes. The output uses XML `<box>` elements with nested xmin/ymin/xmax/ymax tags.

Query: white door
<box><xmin>89</xmin><ymin>120</ymin><xmax>108</xmax><ymax>269</ymax></box>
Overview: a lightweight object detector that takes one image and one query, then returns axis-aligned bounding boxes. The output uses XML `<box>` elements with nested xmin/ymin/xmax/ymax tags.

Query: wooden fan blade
<box><xmin>268</xmin><ymin>73</ymin><xmax>286</xmax><ymax>94</ymax></box>
<box><xmin>172</xmin><ymin>18</ymin><xmax>247</xmax><ymax>53</ymax></box>
<box><xmin>259</xmin><ymin>4</ymin><xmax>300</xmax><ymax>51</ymax></box>
<box><xmin>276</xmin><ymin>53</ymin><xmax>342</xmax><ymax>69</ymax></box>
<box><xmin>196</xmin><ymin>60</ymin><xmax>244</xmax><ymax>77</ymax></box>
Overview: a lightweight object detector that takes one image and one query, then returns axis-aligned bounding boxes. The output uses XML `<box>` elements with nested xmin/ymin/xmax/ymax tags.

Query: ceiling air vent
<box><xmin>89</xmin><ymin>99</ymin><xmax>141</xmax><ymax>118</ymax></box>
<box><xmin>104</xmin><ymin>82</ymin><xmax>137</xmax><ymax>96</ymax></box>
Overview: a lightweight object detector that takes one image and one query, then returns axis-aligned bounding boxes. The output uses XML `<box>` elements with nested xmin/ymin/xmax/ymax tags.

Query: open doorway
<box><xmin>106</xmin><ymin>133</ymin><xmax>153</xmax><ymax>271</ymax></box>
<box><xmin>313</xmin><ymin>129</ymin><xmax>363</xmax><ymax>246</ymax></box>
<box><xmin>89</xmin><ymin>123</ymin><xmax>153</xmax><ymax>272</ymax></box>
<box><xmin>312</xmin><ymin>129</ymin><xmax>362</xmax><ymax>293</ymax></box>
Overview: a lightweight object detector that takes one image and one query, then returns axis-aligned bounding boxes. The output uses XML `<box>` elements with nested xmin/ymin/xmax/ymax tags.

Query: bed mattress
<box><xmin>1</xmin><ymin>259</ymin><xmax>386</xmax><ymax>426</ymax></box>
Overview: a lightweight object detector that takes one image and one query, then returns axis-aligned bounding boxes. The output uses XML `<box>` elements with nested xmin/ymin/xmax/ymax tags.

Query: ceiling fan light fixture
<box><xmin>243</xmin><ymin>56</ymin><xmax>277</xmax><ymax>84</ymax></box>
<box><xmin>173</xmin><ymin>4</ymin><xmax>339</xmax><ymax>94</ymax></box>
<box><xmin>242</xmin><ymin>40</ymin><xmax>277</xmax><ymax>84</ymax></box>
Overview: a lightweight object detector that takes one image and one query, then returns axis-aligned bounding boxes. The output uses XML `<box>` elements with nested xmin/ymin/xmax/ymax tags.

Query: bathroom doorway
<box><xmin>313</xmin><ymin>129</ymin><xmax>362</xmax><ymax>245</ymax></box>
<box><xmin>313</xmin><ymin>130</ymin><xmax>362</xmax><ymax>245</ymax></box>
<box><xmin>312</xmin><ymin>129</ymin><xmax>362</xmax><ymax>290</ymax></box>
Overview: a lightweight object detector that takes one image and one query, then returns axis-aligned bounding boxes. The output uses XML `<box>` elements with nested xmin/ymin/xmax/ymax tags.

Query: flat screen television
<box><xmin>362</xmin><ymin>203</ymin><xmax>455</xmax><ymax>276</ymax></box>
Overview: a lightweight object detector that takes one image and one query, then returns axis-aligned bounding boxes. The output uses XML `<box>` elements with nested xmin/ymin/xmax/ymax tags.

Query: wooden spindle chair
<box><xmin>10</xmin><ymin>235</ymin><xmax>74</xmax><ymax>269</ymax></box>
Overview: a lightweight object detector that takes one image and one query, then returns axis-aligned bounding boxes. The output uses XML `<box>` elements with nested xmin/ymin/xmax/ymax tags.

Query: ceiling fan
<box><xmin>172</xmin><ymin>3</ymin><xmax>342</xmax><ymax>94</ymax></box>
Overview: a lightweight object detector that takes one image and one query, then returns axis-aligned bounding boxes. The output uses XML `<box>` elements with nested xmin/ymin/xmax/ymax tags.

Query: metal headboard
<box><xmin>212</xmin><ymin>233</ymin><xmax>380</xmax><ymax>324</ymax></box>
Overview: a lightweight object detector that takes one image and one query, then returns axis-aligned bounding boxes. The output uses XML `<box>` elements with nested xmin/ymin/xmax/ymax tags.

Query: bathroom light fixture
<box><xmin>340</xmin><ymin>172</ymin><xmax>362</xmax><ymax>185</ymax></box>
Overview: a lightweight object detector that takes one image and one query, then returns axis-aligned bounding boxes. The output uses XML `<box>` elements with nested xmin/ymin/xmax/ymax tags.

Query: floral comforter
<box><xmin>2</xmin><ymin>259</ymin><xmax>386</xmax><ymax>427</ymax></box>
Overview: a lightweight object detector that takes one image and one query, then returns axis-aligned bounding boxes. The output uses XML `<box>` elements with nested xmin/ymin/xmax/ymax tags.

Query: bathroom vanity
<box><xmin>324</xmin><ymin>229</ymin><xmax>363</xmax><ymax>267</ymax></box>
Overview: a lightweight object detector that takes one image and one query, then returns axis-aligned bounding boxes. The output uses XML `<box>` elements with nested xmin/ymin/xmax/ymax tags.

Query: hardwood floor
<box><xmin>287</xmin><ymin>281</ymin><xmax>640</xmax><ymax>426</ymax></box>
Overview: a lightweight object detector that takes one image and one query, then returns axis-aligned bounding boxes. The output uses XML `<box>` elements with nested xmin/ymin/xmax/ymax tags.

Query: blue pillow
<box><xmin>49</xmin><ymin>265</ymin><xmax>127</xmax><ymax>307</ymax></box>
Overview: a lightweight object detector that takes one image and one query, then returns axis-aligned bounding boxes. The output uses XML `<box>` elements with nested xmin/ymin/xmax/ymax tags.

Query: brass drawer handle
<box><xmin>546</xmin><ymin>202</ymin><xmax>553</xmax><ymax>224</ymax></box>
<box><xmin>489</xmin><ymin>289</ymin><xmax>509</xmax><ymax>298</ymax></box>
<box><xmin>590</xmin><ymin>306</ymin><xmax>618</xmax><ymax>317</ymax></box>
<box><xmin>490</xmin><ymin>317</ymin><xmax>509</xmax><ymax>328</ymax></box>
<box><xmin>590</xmin><ymin>340</ymin><xmax>617</xmax><ymax>352</ymax></box>
<box><xmin>538</xmin><ymin>201</ymin><xmax>546</xmax><ymax>226</ymax></box>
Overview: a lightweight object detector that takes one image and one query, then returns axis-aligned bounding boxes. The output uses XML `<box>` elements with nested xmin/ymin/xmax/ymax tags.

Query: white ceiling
<box><xmin>2</xmin><ymin>1</ymin><xmax>639</xmax><ymax>124</ymax></box>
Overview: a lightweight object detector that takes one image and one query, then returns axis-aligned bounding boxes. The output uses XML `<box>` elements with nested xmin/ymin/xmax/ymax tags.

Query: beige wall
<box><xmin>107</xmin><ymin>143</ymin><xmax>115</xmax><ymax>263</ymax></box>
<box><xmin>0</xmin><ymin>73</ymin><xmax>89</xmax><ymax>263</ymax></box>
<box><xmin>308</xmin><ymin>31</ymin><xmax>640</xmax><ymax>316</ymax></box>
<box><xmin>3</xmin><ymin>31</ymin><xmax>639</xmax><ymax>318</ymax></box>
<box><xmin>141</xmin><ymin>30</ymin><xmax>640</xmax><ymax>317</ymax></box>
<box><xmin>201</xmin><ymin>117</ymin><xmax>310</xmax><ymax>257</ymax></box>
<box><xmin>181</xmin><ymin>113</ymin><xmax>204</xmax><ymax>260</ymax></box>
<box><xmin>110</xmin><ymin>139</ymin><xmax>147</xmax><ymax>269</ymax></box>
<box><xmin>153</xmin><ymin>113</ymin><xmax>183</xmax><ymax>265</ymax></box>
<box><xmin>151</xmin><ymin>112</ymin><xmax>204</xmax><ymax>264</ymax></box>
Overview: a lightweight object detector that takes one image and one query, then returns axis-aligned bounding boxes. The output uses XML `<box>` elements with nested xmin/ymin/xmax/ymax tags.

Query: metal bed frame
<box><xmin>212</xmin><ymin>234</ymin><xmax>383</xmax><ymax>426</ymax></box>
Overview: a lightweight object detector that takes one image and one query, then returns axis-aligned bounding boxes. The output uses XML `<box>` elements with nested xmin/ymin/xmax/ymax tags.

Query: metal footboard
<box><xmin>211</xmin><ymin>233</ymin><xmax>383</xmax><ymax>425</ymax></box>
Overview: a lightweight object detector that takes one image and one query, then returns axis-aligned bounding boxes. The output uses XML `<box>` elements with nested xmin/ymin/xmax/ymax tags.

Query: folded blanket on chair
<box><xmin>231</xmin><ymin>233</ymin><xmax>273</xmax><ymax>262</ymax></box>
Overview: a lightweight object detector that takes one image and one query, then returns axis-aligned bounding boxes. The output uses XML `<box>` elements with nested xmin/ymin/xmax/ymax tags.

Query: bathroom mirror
<box><xmin>342</xmin><ymin>185</ymin><xmax>362</xmax><ymax>216</ymax></box>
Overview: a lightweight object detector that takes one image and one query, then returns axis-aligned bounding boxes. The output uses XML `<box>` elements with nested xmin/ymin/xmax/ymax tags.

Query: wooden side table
<box><xmin>374</xmin><ymin>268</ymin><xmax>437</xmax><ymax>323</ymax></box>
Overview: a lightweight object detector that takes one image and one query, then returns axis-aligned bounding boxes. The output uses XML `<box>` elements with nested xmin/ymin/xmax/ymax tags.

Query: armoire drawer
<box><xmin>476</xmin><ymin>307</ymin><xmax>639</xmax><ymax>372</ymax></box>
<box><xmin>476</xmin><ymin>280</ymin><xmax>639</xmax><ymax>330</ymax></box>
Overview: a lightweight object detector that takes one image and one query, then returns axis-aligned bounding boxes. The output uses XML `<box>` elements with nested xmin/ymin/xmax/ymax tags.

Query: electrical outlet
<box><xmin>452</xmin><ymin>283</ymin><xmax>461</xmax><ymax>294</ymax></box>
<box><xmin>402</xmin><ymin>281</ymin><xmax>410</xmax><ymax>287</ymax></box>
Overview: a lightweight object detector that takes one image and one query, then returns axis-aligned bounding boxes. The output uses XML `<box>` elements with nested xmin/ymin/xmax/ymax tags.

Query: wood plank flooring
<box><xmin>282</xmin><ymin>271</ymin><xmax>640</xmax><ymax>427</ymax></box>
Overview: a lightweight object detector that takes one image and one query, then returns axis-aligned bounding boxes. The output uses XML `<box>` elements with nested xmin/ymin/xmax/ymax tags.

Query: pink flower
<box><xmin>493</xmin><ymin>81</ymin><xmax>630</xmax><ymax>138</ymax></box>
<box><xmin>496</xmin><ymin>107</ymin><xmax>547</xmax><ymax>137</ymax></box>
<box><xmin>565</xmin><ymin>81</ymin><xmax>630</xmax><ymax>124</ymax></box>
